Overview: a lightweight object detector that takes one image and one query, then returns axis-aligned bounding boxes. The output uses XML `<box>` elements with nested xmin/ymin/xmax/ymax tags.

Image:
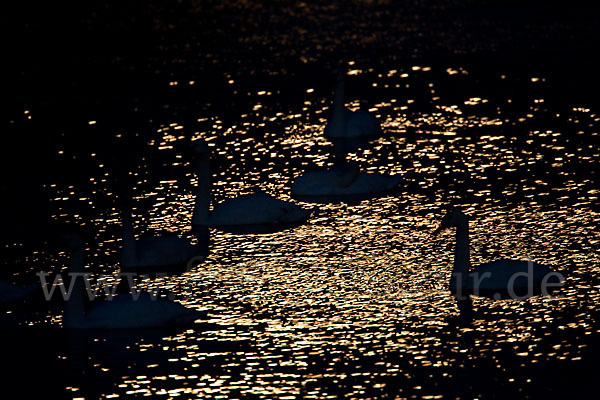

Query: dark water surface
<box><xmin>7</xmin><ymin>1</ymin><xmax>600</xmax><ymax>399</ymax></box>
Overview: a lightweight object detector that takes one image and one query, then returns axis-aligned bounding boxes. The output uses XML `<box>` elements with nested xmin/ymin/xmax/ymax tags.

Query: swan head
<box><xmin>433</xmin><ymin>208</ymin><xmax>468</xmax><ymax>235</ymax></box>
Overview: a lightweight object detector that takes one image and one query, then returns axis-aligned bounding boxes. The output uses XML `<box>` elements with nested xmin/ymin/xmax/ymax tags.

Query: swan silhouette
<box><xmin>434</xmin><ymin>209</ymin><xmax>567</xmax><ymax>299</ymax></box>
<box><xmin>324</xmin><ymin>70</ymin><xmax>381</xmax><ymax>138</ymax></box>
<box><xmin>0</xmin><ymin>281</ymin><xmax>39</xmax><ymax>303</ymax></box>
<box><xmin>291</xmin><ymin>162</ymin><xmax>405</xmax><ymax>200</ymax></box>
<box><xmin>63</xmin><ymin>234</ymin><xmax>205</xmax><ymax>328</ymax></box>
<box><xmin>120</xmin><ymin>202</ymin><xmax>207</xmax><ymax>271</ymax></box>
<box><xmin>191</xmin><ymin>139</ymin><xmax>313</xmax><ymax>229</ymax></box>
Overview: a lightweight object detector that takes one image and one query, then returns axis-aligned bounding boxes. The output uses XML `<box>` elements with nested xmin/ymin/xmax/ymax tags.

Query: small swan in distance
<box><xmin>291</xmin><ymin>162</ymin><xmax>405</xmax><ymax>199</ymax></box>
<box><xmin>63</xmin><ymin>233</ymin><xmax>205</xmax><ymax>329</ymax></box>
<box><xmin>191</xmin><ymin>139</ymin><xmax>313</xmax><ymax>229</ymax></box>
<box><xmin>434</xmin><ymin>209</ymin><xmax>567</xmax><ymax>299</ymax></box>
<box><xmin>324</xmin><ymin>70</ymin><xmax>381</xmax><ymax>138</ymax></box>
<box><xmin>0</xmin><ymin>281</ymin><xmax>39</xmax><ymax>303</ymax></box>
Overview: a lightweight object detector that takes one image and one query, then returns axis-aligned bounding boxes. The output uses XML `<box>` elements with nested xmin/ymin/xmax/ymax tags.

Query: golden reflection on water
<box><xmin>11</xmin><ymin>66</ymin><xmax>600</xmax><ymax>399</ymax></box>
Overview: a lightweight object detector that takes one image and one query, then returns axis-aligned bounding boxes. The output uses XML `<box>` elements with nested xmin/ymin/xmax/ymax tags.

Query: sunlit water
<box><xmin>10</xmin><ymin>2</ymin><xmax>600</xmax><ymax>399</ymax></box>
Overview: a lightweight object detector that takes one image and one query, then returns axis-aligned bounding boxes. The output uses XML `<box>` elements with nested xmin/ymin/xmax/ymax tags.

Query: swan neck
<box><xmin>64</xmin><ymin>247</ymin><xmax>86</xmax><ymax>328</ymax></box>
<box><xmin>121</xmin><ymin>208</ymin><xmax>137</xmax><ymax>266</ymax></box>
<box><xmin>453</xmin><ymin>222</ymin><xmax>471</xmax><ymax>275</ymax></box>
<box><xmin>332</xmin><ymin>78</ymin><xmax>346</xmax><ymax>122</ymax></box>
<box><xmin>192</xmin><ymin>152</ymin><xmax>210</xmax><ymax>225</ymax></box>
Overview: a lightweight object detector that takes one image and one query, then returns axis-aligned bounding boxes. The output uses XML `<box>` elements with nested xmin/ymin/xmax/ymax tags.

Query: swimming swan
<box><xmin>324</xmin><ymin>71</ymin><xmax>381</xmax><ymax>138</ymax></box>
<box><xmin>291</xmin><ymin>162</ymin><xmax>404</xmax><ymax>198</ymax></box>
<box><xmin>191</xmin><ymin>140</ymin><xmax>313</xmax><ymax>228</ymax></box>
<box><xmin>434</xmin><ymin>209</ymin><xmax>567</xmax><ymax>299</ymax></box>
<box><xmin>64</xmin><ymin>234</ymin><xmax>205</xmax><ymax>328</ymax></box>
<box><xmin>120</xmin><ymin>205</ymin><xmax>206</xmax><ymax>270</ymax></box>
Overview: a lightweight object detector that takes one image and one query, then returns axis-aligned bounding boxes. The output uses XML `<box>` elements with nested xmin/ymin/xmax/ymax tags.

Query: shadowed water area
<box><xmin>6</xmin><ymin>0</ymin><xmax>600</xmax><ymax>399</ymax></box>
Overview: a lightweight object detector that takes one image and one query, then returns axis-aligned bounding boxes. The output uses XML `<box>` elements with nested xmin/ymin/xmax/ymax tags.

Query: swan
<box><xmin>434</xmin><ymin>209</ymin><xmax>567</xmax><ymax>299</ymax></box>
<box><xmin>0</xmin><ymin>281</ymin><xmax>39</xmax><ymax>303</ymax></box>
<box><xmin>324</xmin><ymin>70</ymin><xmax>381</xmax><ymax>138</ymax></box>
<box><xmin>120</xmin><ymin>204</ymin><xmax>207</xmax><ymax>271</ymax></box>
<box><xmin>291</xmin><ymin>162</ymin><xmax>405</xmax><ymax>199</ymax></box>
<box><xmin>191</xmin><ymin>140</ymin><xmax>313</xmax><ymax>229</ymax></box>
<box><xmin>63</xmin><ymin>234</ymin><xmax>205</xmax><ymax>329</ymax></box>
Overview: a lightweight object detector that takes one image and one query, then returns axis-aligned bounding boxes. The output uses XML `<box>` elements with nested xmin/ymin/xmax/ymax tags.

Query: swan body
<box><xmin>76</xmin><ymin>294</ymin><xmax>205</xmax><ymax>329</ymax></box>
<box><xmin>191</xmin><ymin>140</ymin><xmax>313</xmax><ymax>228</ymax></box>
<box><xmin>0</xmin><ymin>281</ymin><xmax>39</xmax><ymax>303</ymax></box>
<box><xmin>64</xmin><ymin>235</ymin><xmax>205</xmax><ymax>329</ymax></box>
<box><xmin>324</xmin><ymin>72</ymin><xmax>381</xmax><ymax>138</ymax></box>
<box><xmin>449</xmin><ymin>260</ymin><xmax>565</xmax><ymax>294</ymax></box>
<box><xmin>291</xmin><ymin>167</ymin><xmax>403</xmax><ymax>197</ymax></box>
<box><xmin>206</xmin><ymin>192</ymin><xmax>312</xmax><ymax>226</ymax></box>
<box><xmin>436</xmin><ymin>209</ymin><xmax>567</xmax><ymax>298</ymax></box>
<box><xmin>120</xmin><ymin>211</ymin><xmax>205</xmax><ymax>270</ymax></box>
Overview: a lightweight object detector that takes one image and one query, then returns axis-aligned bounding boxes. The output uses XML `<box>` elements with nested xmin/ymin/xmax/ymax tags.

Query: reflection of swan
<box><xmin>434</xmin><ymin>209</ymin><xmax>567</xmax><ymax>299</ymax></box>
<box><xmin>324</xmin><ymin>71</ymin><xmax>381</xmax><ymax>138</ymax></box>
<box><xmin>0</xmin><ymin>281</ymin><xmax>38</xmax><ymax>303</ymax></box>
<box><xmin>121</xmin><ymin>204</ymin><xmax>206</xmax><ymax>270</ymax></box>
<box><xmin>191</xmin><ymin>140</ymin><xmax>313</xmax><ymax>228</ymax></box>
<box><xmin>291</xmin><ymin>162</ymin><xmax>404</xmax><ymax>198</ymax></box>
<box><xmin>64</xmin><ymin>234</ymin><xmax>205</xmax><ymax>328</ymax></box>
